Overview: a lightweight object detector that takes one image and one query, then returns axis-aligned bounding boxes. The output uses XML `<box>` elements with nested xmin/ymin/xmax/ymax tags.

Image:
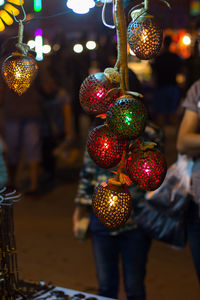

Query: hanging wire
<box><xmin>102</xmin><ymin>0</ymin><xmax>115</xmax><ymax>29</ymax></box>
<box><xmin>12</xmin><ymin>0</ymin><xmax>26</xmax><ymax>23</ymax></box>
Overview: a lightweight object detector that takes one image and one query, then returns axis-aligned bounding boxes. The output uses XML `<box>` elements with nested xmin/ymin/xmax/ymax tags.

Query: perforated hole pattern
<box><xmin>127</xmin><ymin>16</ymin><xmax>163</xmax><ymax>60</ymax></box>
<box><xmin>87</xmin><ymin>124</ymin><xmax>126</xmax><ymax>169</ymax></box>
<box><xmin>106</xmin><ymin>97</ymin><xmax>147</xmax><ymax>140</ymax></box>
<box><xmin>126</xmin><ymin>149</ymin><xmax>167</xmax><ymax>191</ymax></box>
<box><xmin>92</xmin><ymin>184</ymin><xmax>132</xmax><ymax>229</ymax></box>
<box><xmin>79</xmin><ymin>73</ymin><xmax>118</xmax><ymax>115</ymax></box>
<box><xmin>2</xmin><ymin>54</ymin><xmax>38</xmax><ymax>95</ymax></box>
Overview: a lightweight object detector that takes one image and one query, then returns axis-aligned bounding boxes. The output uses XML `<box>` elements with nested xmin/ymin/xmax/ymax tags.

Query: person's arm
<box><xmin>177</xmin><ymin>109</ymin><xmax>200</xmax><ymax>156</ymax></box>
<box><xmin>73</xmin><ymin>150</ymin><xmax>96</xmax><ymax>237</ymax></box>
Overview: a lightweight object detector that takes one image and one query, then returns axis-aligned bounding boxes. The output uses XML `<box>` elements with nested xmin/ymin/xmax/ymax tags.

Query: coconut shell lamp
<box><xmin>92</xmin><ymin>181</ymin><xmax>132</xmax><ymax>229</ymax></box>
<box><xmin>2</xmin><ymin>19</ymin><xmax>38</xmax><ymax>95</ymax></box>
<box><xmin>87</xmin><ymin>124</ymin><xmax>126</xmax><ymax>169</ymax></box>
<box><xmin>127</xmin><ymin>0</ymin><xmax>163</xmax><ymax>60</ymax></box>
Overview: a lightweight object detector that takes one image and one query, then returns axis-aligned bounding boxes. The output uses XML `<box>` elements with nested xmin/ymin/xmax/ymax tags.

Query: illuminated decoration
<box><xmin>79</xmin><ymin>72</ymin><xmax>120</xmax><ymax>115</ymax></box>
<box><xmin>92</xmin><ymin>181</ymin><xmax>132</xmax><ymax>229</ymax></box>
<box><xmin>78</xmin><ymin>0</ymin><xmax>168</xmax><ymax>229</ymax></box>
<box><xmin>106</xmin><ymin>96</ymin><xmax>147</xmax><ymax>139</ymax></box>
<box><xmin>0</xmin><ymin>0</ymin><xmax>24</xmax><ymax>31</ymax></box>
<box><xmin>87</xmin><ymin>124</ymin><xmax>126</xmax><ymax>169</ymax></box>
<box><xmin>127</xmin><ymin>11</ymin><xmax>163</xmax><ymax>60</ymax></box>
<box><xmin>73</xmin><ymin>43</ymin><xmax>83</xmax><ymax>53</ymax></box>
<box><xmin>66</xmin><ymin>0</ymin><xmax>95</xmax><ymax>14</ymax></box>
<box><xmin>35</xmin><ymin>28</ymin><xmax>43</xmax><ymax>61</ymax></box>
<box><xmin>34</xmin><ymin>0</ymin><xmax>42</xmax><ymax>12</ymax></box>
<box><xmin>126</xmin><ymin>146</ymin><xmax>167</xmax><ymax>191</ymax></box>
<box><xmin>2</xmin><ymin>52</ymin><xmax>38</xmax><ymax>95</ymax></box>
<box><xmin>2</xmin><ymin>8</ymin><xmax>38</xmax><ymax>96</ymax></box>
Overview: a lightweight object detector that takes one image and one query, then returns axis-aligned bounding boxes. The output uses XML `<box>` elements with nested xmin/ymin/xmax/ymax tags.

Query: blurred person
<box><xmin>38</xmin><ymin>76</ymin><xmax>73</xmax><ymax>178</ymax></box>
<box><xmin>177</xmin><ymin>76</ymin><xmax>200</xmax><ymax>283</ymax></box>
<box><xmin>73</xmin><ymin>60</ymin><xmax>164</xmax><ymax>300</ymax></box>
<box><xmin>0</xmin><ymin>81</ymin><xmax>42</xmax><ymax>196</ymax></box>
<box><xmin>151</xmin><ymin>35</ymin><xmax>183</xmax><ymax>126</ymax></box>
<box><xmin>73</xmin><ymin>119</ymin><xmax>164</xmax><ymax>300</ymax></box>
<box><xmin>184</xmin><ymin>38</ymin><xmax>200</xmax><ymax>92</ymax></box>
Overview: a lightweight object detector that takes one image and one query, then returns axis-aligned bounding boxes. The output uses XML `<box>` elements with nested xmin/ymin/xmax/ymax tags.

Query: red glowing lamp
<box><xmin>126</xmin><ymin>146</ymin><xmax>167</xmax><ymax>191</ymax></box>
<box><xmin>87</xmin><ymin>124</ymin><xmax>126</xmax><ymax>169</ymax></box>
<box><xmin>79</xmin><ymin>72</ymin><xmax>119</xmax><ymax>115</ymax></box>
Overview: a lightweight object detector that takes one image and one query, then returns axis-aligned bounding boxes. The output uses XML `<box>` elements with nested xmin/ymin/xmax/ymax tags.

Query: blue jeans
<box><xmin>91</xmin><ymin>229</ymin><xmax>151</xmax><ymax>300</ymax></box>
<box><xmin>187</xmin><ymin>201</ymin><xmax>200</xmax><ymax>283</ymax></box>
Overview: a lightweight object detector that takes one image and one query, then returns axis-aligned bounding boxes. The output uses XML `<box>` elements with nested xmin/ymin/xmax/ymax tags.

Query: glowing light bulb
<box><xmin>182</xmin><ymin>35</ymin><xmax>191</xmax><ymax>46</ymax></box>
<box><xmin>73</xmin><ymin>44</ymin><xmax>83</xmax><ymax>53</ymax></box>
<box><xmin>141</xmin><ymin>29</ymin><xmax>148</xmax><ymax>43</ymax></box>
<box><xmin>43</xmin><ymin>45</ymin><xmax>51</xmax><ymax>54</ymax></box>
<box><xmin>66</xmin><ymin>0</ymin><xmax>95</xmax><ymax>14</ymax></box>
<box><xmin>86</xmin><ymin>40</ymin><xmax>96</xmax><ymax>50</ymax></box>
<box><xmin>27</xmin><ymin>40</ymin><xmax>35</xmax><ymax>49</ymax></box>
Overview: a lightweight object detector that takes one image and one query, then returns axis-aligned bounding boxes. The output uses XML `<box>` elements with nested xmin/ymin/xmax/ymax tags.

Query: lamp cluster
<box><xmin>79</xmin><ymin>1</ymin><xmax>167</xmax><ymax>229</ymax></box>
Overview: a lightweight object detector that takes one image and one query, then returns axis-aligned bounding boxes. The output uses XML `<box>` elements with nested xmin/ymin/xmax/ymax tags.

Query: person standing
<box><xmin>73</xmin><ymin>120</ymin><xmax>164</xmax><ymax>300</ymax></box>
<box><xmin>151</xmin><ymin>35</ymin><xmax>183</xmax><ymax>126</ymax></box>
<box><xmin>177</xmin><ymin>77</ymin><xmax>200</xmax><ymax>283</ymax></box>
<box><xmin>0</xmin><ymin>81</ymin><xmax>42</xmax><ymax>196</ymax></box>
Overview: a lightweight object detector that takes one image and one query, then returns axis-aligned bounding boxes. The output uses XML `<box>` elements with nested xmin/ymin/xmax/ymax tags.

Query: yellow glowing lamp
<box><xmin>0</xmin><ymin>0</ymin><xmax>24</xmax><ymax>31</ymax></box>
<box><xmin>127</xmin><ymin>11</ymin><xmax>163</xmax><ymax>60</ymax></box>
<box><xmin>2</xmin><ymin>52</ymin><xmax>38</xmax><ymax>95</ymax></box>
<box><xmin>92</xmin><ymin>181</ymin><xmax>132</xmax><ymax>229</ymax></box>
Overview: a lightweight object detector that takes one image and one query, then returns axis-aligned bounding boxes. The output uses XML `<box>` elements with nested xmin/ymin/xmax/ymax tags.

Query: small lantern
<box><xmin>87</xmin><ymin>124</ymin><xmax>126</xmax><ymax>169</ymax></box>
<box><xmin>127</xmin><ymin>11</ymin><xmax>163</xmax><ymax>60</ymax></box>
<box><xmin>92</xmin><ymin>181</ymin><xmax>132</xmax><ymax>229</ymax></box>
<box><xmin>106</xmin><ymin>96</ymin><xmax>147</xmax><ymax>140</ymax></box>
<box><xmin>79</xmin><ymin>72</ymin><xmax>119</xmax><ymax>115</ymax></box>
<box><xmin>2</xmin><ymin>53</ymin><xmax>38</xmax><ymax>95</ymax></box>
<box><xmin>126</xmin><ymin>146</ymin><xmax>167</xmax><ymax>191</ymax></box>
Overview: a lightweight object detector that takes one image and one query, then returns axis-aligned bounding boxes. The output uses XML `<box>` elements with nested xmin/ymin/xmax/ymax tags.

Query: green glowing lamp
<box><xmin>34</xmin><ymin>0</ymin><xmax>42</xmax><ymax>12</ymax></box>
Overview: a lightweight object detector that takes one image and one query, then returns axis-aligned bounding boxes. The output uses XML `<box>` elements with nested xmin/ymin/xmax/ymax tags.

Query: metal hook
<box><xmin>12</xmin><ymin>0</ymin><xmax>26</xmax><ymax>23</ymax></box>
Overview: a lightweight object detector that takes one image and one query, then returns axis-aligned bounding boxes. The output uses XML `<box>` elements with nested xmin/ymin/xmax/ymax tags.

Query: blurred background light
<box><xmin>0</xmin><ymin>0</ymin><xmax>5</xmax><ymax>6</ymax></box>
<box><xmin>34</xmin><ymin>0</ymin><xmax>42</xmax><ymax>12</ymax></box>
<box><xmin>182</xmin><ymin>34</ymin><xmax>192</xmax><ymax>46</ymax></box>
<box><xmin>86</xmin><ymin>40</ymin><xmax>96</xmax><ymax>50</ymax></box>
<box><xmin>35</xmin><ymin>28</ymin><xmax>43</xmax><ymax>61</ymax></box>
<box><xmin>43</xmin><ymin>44</ymin><xmax>51</xmax><ymax>54</ymax></box>
<box><xmin>66</xmin><ymin>0</ymin><xmax>95</xmax><ymax>14</ymax></box>
<box><xmin>27</xmin><ymin>40</ymin><xmax>35</xmax><ymax>49</ymax></box>
<box><xmin>73</xmin><ymin>43</ymin><xmax>83</xmax><ymax>53</ymax></box>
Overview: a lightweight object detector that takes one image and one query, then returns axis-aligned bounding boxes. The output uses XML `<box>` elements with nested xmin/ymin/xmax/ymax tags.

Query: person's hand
<box><xmin>73</xmin><ymin>206</ymin><xmax>89</xmax><ymax>238</ymax></box>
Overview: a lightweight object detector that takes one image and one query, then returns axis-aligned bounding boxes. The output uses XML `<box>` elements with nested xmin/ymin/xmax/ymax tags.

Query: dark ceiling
<box><xmin>1</xmin><ymin>0</ymin><xmax>195</xmax><ymax>42</ymax></box>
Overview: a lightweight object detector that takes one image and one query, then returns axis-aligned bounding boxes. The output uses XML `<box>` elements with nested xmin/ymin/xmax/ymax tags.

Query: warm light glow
<box><xmin>141</xmin><ymin>29</ymin><xmax>148</xmax><ymax>43</ymax></box>
<box><xmin>43</xmin><ymin>44</ymin><xmax>51</xmax><ymax>54</ymax></box>
<box><xmin>86</xmin><ymin>40</ymin><xmax>96</xmax><ymax>50</ymax></box>
<box><xmin>53</xmin><ymin>44</ymin><xmax>60</xmax><ymax>51</ymax></box>
<box><xmin>182</xmin><ymin>35</ymin><xmax>191</xmax><ymax>46</ymax></box>
<box><xmin>73</xmin><ymin>44</ymin><xmax>83</xmax><ymax>53</ymax></box>
<box><xmin>27</xmin><ymin>40</ymin><xmax>35</xmax><ymax>49</ymax></box>
<box><xmin>67</xmin><ymin>0</ymin><xmax>95</xmax><ymax>14</ymax></box>
<box><xmin>15</xmin><ymin>71</ymin><xmax>21</xmax><ymax>79</ymax></box>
